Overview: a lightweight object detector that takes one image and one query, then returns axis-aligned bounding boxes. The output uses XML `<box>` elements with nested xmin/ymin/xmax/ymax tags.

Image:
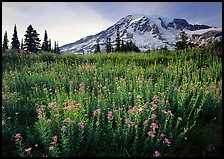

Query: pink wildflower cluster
<box><xmin>63</xmin><ymin>117</ymin><xmax>74</xmax><ymax>123</ymax></box>
<box><xmin>150</xmin><ymin>101</ymin><xmax>158</xmax><ymax>111</ymax></box>
<box><xmin>51</xmin><ymin>135</ymin><xmax>58</xmax><ymax>144</ymax></box>
<box><xmin>150</xmin><ymin>122</ymin><xmax>159</xmax><ymax>132</ymax></box>
<box><xmin>14</xmin><ymin>133</ymin><xmax>22</xmax><ymax>141</ymax></box>
<box><xmin>48</xmin><ymin>101</ymin><xmax>57</xmax><ymax>108</ymax></box>
<box><xmin>78</xmin><ymin>122</ymin><xmax>84</xmax><ymax>128</ymax></box>
<box><xmin>163</xmin><ymin>137</ymin><xmax>171</xmax><ymax>146</ymax></box>
<box><xmin>36</xmin><ymin>105</ymin><xmax>46</xmax><ymax>119</ymax></box>
<box><xmin>161</xmin><ymin>110</ymin><xmax>173</xmax><ymax>116</ymax></box>
<box><xmin>61</xmin><ymin>126</ymin><xmax>67</xmax><ymax>131</ymax></box>
<box><xmin>107</xmin><ymin>111</ymin><xmax>114</xmax><ymax>121</ymax></box>
<box><xmin>93</xmin><ymin>108</ymin><xmax>101</xmax><ymax>116</ymax></box>
<box><xmin>128</xmin><ymin>106</ymin><xmax>138</xmax><ymax>115</ymax></box>
<box><xmin>147</xmin><ymin>131</ymin><xmax>155</xmax><ymax>137</ymax></box>
<box><xmin>125</xmin><ymin>119</ymin><xmax>134</xmax><ymax>126</ymax></box>
<box><xmin>154</xmin><ymin>150</ymin><xmax>161</xmax><ymax>157</ymax></box>
<box><xmin>78</xmin><ymin>82</ymin><xmax>85</xmax><ymax>92</ymax></box>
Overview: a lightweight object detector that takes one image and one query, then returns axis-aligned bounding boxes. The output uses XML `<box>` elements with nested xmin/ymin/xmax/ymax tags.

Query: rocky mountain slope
<box><xmin>60</xmin><ymin>14</ymin><xmax>221</xmax><ymax>54</ymax></box>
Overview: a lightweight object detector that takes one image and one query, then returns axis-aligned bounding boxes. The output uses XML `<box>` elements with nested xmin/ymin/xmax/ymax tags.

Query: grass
<box><xmin>2</xmin><ymin>48</ymin><xmax>222</xmax><ymax>157</ymax></box>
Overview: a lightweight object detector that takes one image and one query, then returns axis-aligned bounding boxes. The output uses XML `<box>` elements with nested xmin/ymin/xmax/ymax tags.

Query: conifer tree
<box><xmin>121</xmin><ymin>39</ymin><xmax>125</xmax><ymax>52</ymax></box>
<box><xmin>11</xmin><ymin>24</ymin><xmax>20</xmax><ymax>49</ymax></box>
<box><xmin>42</xmin><ymin>30</ymin><xmax>48</xmax><ymax>51</ymax></box>
<box><xmin>24</xmin><ymin>24</ymin><xmax>41</xmax><ymax>53</ymax></box>
<box><xmin>115</xmin><ymin>26</ymin><xmax>121</xmax><ymax>52</ymax></box>
<box><xmin>56</xmin><ymin>41</ymin><xmax>60</xmax><ymax>54</ymax></box>
<box><xmin>94</xmin><ymin>42</ymin><xmax>100</xmax><ymax>53</ymax></box>
<box><xmin>3</xmin><ymin>31</ymin><xmax>9</xmax><ymax>52</ymax></box>
<box><xmin>48</xmin><ymin>39</ymin><xmax>51</xmax><ymax>52</ymax></box>
<box><xmin>106</xmin><ymin>37</ymin><xmax>112</xmax><ymax>53</ymax></box>
<box><xmin>21</xmin><ymin>38</ymin><xmax>24</xmax><ymax>49</ymax></box>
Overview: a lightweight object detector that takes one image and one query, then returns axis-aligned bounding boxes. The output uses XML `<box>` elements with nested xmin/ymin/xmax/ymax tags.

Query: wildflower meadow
<box><xmin>2</xmin><ymin>48</ymin><xmax>222</xmax><ymax>157</ymax></box>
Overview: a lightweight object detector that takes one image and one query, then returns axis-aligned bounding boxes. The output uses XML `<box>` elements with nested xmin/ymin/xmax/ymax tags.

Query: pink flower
<box><xmin>69</xmin><ymin>92</ymin><xmax>73</xmax><ymax>95</ymax></box>
<box><xmin>132</xmin><ymin>106</ymin><xmax>138</xmax><ymax>112</ymax></box>
<box><xmin>25</xmin><ymin>147</ymin><xmax>32</xmax><ymax>154</ymax></box>
<box><xmin>108</xmin><ymin>111</ymin><xmax>114</xmax><ymax>121</ymax></box>
<box><xmin>160</xmin><ymin>133</ymin><xmax>165</xmax><ymax>137</ymax></box>
<box><xmin>14</xmin><ymin>133</ymin><xmax>22</xmax><ymax>141</ymax></box>
<box><xmin>61</xmin><ymin>126</ymin><xmax>67</xmax><ymax>131</ymax></box>
<box><xmin>63</xmin><ymin>117</ymin><xmax>74</xmax><ymax>123</ymax></box>
<box><xmin>163</xmin><ymin>138</ymin><xmax>171</xmax><ymax>146</ymax></box>
<box><xmin>167</xmin><ymin>110</ymin><xmax>173</xmax><ymax>116</ymax></box>
<box><xmin>49</xmin><ymin>146</ymin><xmax>54</xmax><ymax>151</ymax></box>
<box><xmin>125</xmin><ymin>119</ymin><xmax>131</xmax><ymax>124</ymax></box>
<box><xmin>93</xmin><ymin>108</ymin><xmax>101</xmax><ymax>116</ymax></box>
<box><xmin>151</xmin><ymin>114</ymin><xmax>157</xmax><ymax>119</ymax></box>
<box><xmin>54</xmin><ymin>89</ymin><xmax>59</xmax><ymax>93</ymax></box>
<box><xmin>147</xmin><ymin>131</ymin><xmax>155</xmax><ymax>137</ymax></box>
<box><xmin>143</xmin><ymin>120</ymin><xmax>148</xmax><ymax>125</ymax></box>
<box><xmin>154</xmin><ymin>150</ymin><xmax>161</xmax><ymax>157</ymax></box>
<box><xmin>78</xmin><ymin>122</ymin><xmax>84</xmax><ymax>128</ymax></box>
<box><xmin>120</xmin><ymin>118</ymin><xmax>123</xmax><ymax>121</ymax></box>
<box><xmin>52</xmin><ymin>135</ymin><xmax>58</xmax><ymax>143</ymax></box>
<box><xmin>69</xmin><ymin>81</ymin><xmax>73</xmax><ymax>85</ymax></box>
<box><xmin>151</xmin><ymin>123</ymin><xmax>159</xmax><ymax>129</ymax></box>
<box><xmin>46</xmin><ymin>119</ymin><xmax>51</xmax><ymax>124</ymax></box>
<box><xmin>96</xmin><ymin>121</ymin><xmax>100</xmax><ymax>126</ymax></box>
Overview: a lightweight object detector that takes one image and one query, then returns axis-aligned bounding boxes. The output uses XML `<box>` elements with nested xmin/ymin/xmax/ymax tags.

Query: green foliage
<box><xmin>2</xmin><ymin>49</ymin><xmax>222</xmax><ymax>157</ymax></box>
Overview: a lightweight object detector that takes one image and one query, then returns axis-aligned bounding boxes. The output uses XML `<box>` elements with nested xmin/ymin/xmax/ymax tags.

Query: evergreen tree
<box><xmin>121</xmin><ymin>39</ymin><xmax>124</xmax><ymax>52</ymax></box>
<box><xmin>42</xmin><ymin>30</ymin><xmax>48</xmax><ymax>51</ymax></box>
<box><xmin>115</xmin><ymin>26</ymin><xmax>121</xmax><ymax>52</ymax></box>
<box><xmin>56</xmin><ymin>41</ymin><xmax>60</xmax><ymax>54</ymax></box>
<box><xmin>24</xmin><ymin>24</ymin><xmax>41</xmax><ymax>53</ymax></box>
<box><xmin>11</xmin><ymin>24</ymin><xmax>20</xmax><ymax>49</ymax></box>
<box><xmin>32</xmin><ymin>30</ymin><xmax>41</xmax><ymax>53</ymax></box>
<box><xmin>3</xmin><ymin>31</ymin><xmax>9</xmax><ymax>52</ymax></box>
<box><xmin>54</xmin><ymin>41</ymin><xmax>57</xmax><ymax>53</ymax></box>
<box><xmin>48</xmin><ymin>39</ymin><xmax>51</xmax><ymax>52</ymax></box>
<box><xmin>94</xmin><ymin>42</ymin><xmax>100</xmax><ymax>53</ymax></box>
<box><xmin>176</xmin><ymin>31</ymin><xmax>188</xmax><ymax>50</ymax></box>
<box><xmin>106</xmin><ymin>37</ymin><xmax>112</xmax><ymax>53</ymax></box>
<box><xmin>21</xmin><ymin>38</ymin><xmax>24</xmax><ymax>49</ymax></box>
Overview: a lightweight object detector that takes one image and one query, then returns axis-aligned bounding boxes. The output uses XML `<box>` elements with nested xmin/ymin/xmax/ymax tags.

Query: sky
<box><xmin>2</xmin><ymin>2</ymin><xmax>222</xmax><ymax>46</ymax></box>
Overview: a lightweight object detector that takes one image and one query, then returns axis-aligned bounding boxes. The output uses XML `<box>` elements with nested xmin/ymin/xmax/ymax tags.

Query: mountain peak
<box><xmin>60</xmin><ymin>14</ymin><xmax>219</xmax><ymax>54</ymax></box>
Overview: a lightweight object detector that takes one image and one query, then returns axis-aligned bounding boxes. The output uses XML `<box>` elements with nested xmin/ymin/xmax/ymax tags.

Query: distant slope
<box><xmin>60</xmin><ymin>14</ymin><xmax>219</xmax><ymax>54</ymax></box>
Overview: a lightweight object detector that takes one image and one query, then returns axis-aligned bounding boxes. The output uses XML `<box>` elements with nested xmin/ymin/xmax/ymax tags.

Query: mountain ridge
<box><xmin>60</xmin><ymin>14</ymin><xmax>220</xmax><ymax>54</ymax></box>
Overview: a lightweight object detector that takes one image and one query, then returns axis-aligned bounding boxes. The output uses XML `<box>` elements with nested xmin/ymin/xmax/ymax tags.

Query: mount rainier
<box><xmin>60</xmin><ymin>14</ymin><xmax>221</xmax><ymax>54</ymax></box>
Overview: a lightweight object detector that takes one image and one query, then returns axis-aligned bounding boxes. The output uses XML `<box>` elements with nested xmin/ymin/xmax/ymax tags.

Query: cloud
<box><xmin>2</xmin><ymin>2</ymin><xmax>114</xmax><ymax>45</ymax></box>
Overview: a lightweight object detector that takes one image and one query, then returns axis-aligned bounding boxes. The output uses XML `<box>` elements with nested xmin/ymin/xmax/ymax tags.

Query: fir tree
<box><xmin>32</xmin><ymin>30</ymin><xmax>41</xmax><ymax>53</ymax></box>
<box><xmin>106</xmin><ymin>37</ymin><xmax>112</xmax><ymax>53</ymax></box>
<box><xmin>121</xmin><ymin>39</ymin><xmax>124</xmax><ymax>52</ymax></box>
<box><xmin>24</xmin><ymin>24</ymin><xmax>41</xmax><ymax>53</ymax></box>
<box><xmin>42</xmin><ymin>30</ymin><xmax>48</xmax><ymax>51</ymax></box>
<box><xmin>115</xmin><ymin>26</ymin><xmax>121</xmax><ymax>52</ymax></box>
<box><xmin>21</xmin><ymin>38</ymin><xmax>24</xmax><ymax>49</ymax></box>
<box><xmin>11</xmin><ymin>24</ymin><xmax>20</xmax><ymax>49</ymax></box>
<box><xmin>94</xmin><ymin>42</ymin><xmax>100</xmax><ymax>53</ymax></box>
<box><xmin>48</xmin><ymin>39</ymin><xmax>51</xmax><ymax>52</ymax></box>
<box><xmin>56</xmin><ymin>41</ymin><xmax>60</xmax><ymax>54</ymax></box>
<box><xmin>3</xmin><ymin>31</ymin><xmax>9</xmax><ymax>52</ymax></box>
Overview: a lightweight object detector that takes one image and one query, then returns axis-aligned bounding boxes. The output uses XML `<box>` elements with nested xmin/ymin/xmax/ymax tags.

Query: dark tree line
<box><xmin>95</xmin><ymin>26</ymin><xmax>140</xmax><ymax>53</ymax></box>
<box><xmin>2</xmin><ymin>24</ymin><xmax>60</xmax><ymax>54</ymax></box>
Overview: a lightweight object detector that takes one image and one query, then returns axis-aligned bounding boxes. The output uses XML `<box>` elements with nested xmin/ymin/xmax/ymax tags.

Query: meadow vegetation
<box><xmin>2</xmin><ymin>48</ymin><xmax>222</xmax><ymax>157</ymax></box>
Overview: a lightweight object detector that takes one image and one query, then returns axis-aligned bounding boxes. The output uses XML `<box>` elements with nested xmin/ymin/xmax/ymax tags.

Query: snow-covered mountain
<box><xmin>60</xmin><ymin>14</ymin><xmax>221</xmax><ymax>54</ymax></box>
